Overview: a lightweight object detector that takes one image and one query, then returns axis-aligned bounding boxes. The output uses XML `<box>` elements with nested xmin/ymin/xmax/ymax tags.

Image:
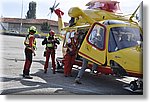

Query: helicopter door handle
<box><xmin>85</xmin><ymin>44</ymin><xmax>91</xmax><ymax>51</ymax></box>
<box><xmin>115</xmin><ymin>56</ymin><xmax>121</xmax><ymax>58</ymax></box>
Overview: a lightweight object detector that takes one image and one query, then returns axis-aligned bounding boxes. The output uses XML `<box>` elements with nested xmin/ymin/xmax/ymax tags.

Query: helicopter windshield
<box><xmin>108</xmin><ymin>26</ymin><xmax>142</xmax><ymax>52</ymax></box>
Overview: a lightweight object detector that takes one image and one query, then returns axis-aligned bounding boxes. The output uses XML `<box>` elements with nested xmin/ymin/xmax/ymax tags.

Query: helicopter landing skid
<box><xmin>123</xmin><ymin>79</ymin><xmax>143</xmax><ymax>93</ymax></box>
<box><xmin>123</xmin><ymin>84</ymin><xmax>143</xmax><ymax>93</ymax></box>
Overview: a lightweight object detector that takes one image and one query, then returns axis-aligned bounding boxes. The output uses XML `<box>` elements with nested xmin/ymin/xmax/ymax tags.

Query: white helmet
<box><xmin>28</xmin><ymin>26</ymin><xmax>37</xmax><ymax>33</ymax></box>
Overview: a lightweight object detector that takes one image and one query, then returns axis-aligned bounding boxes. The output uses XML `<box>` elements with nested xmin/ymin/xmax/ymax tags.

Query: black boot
<box><xmin>23</xmin><ymin>70</ymin><xmax>33</xmax><ymax>79</ymax></box>
<box><xmin>44</xmin><ymin>69</ymin><xmax>47</xmax><ymax>73</ymax></box>
<box><xmin>52</xmin><ymin>67</ymin><xmax>56</xmax><ymax>74</ymax></box>
<box><xmin>75</xmin><ymin>77</ymin><xmax>82</xmax><ymax>84</ymax></box>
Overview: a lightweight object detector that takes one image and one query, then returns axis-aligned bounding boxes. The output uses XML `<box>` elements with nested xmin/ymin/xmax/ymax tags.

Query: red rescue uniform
<box><xmin>23</xmin><ymin>33</ymin><xmax>36</xmax><ymax>77</ymax></box>
<box><xmin>42</xmin><ymin>31</ymin><xmax>60</xmax><ymax>74</ymax></box>
<box><xmin>44</xmin><ymin>47</ymin><xmax>56</xmax><ymax>74</ymax></box>
<box><xmin>64</xmin><ymin>38</ymin><xmax>78</xmax><ymax>77</ymax></box>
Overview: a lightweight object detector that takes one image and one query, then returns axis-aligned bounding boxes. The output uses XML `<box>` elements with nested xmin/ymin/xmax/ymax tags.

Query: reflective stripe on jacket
<box><xmin>24</xmin><ymin>34</ymin><xmax>36</xmax><ymax>49</ymax></box>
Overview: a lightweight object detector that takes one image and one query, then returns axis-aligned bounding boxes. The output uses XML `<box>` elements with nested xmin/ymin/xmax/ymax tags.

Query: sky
<box><xmin>0</xmin><ymin>0</ymin><xmax>142</xmax><ymax>22</ymax></box>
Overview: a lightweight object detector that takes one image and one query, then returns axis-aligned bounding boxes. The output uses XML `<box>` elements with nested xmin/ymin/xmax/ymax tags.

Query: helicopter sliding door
<box><xmin>78</xmin><ymin>22</ymin><xmax>107</xmax><ymax>65</ymax></box>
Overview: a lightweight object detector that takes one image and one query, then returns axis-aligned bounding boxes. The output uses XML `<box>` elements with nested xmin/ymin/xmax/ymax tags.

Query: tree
<box><xmin>41</xmin><ymin>22</ymin><xmax>50</xmax><ymax>32</ymax></box>
<box><xmin>26</xmin><ymin>1</ymin><xmax>36</xmax><ymax>19</ymax></box>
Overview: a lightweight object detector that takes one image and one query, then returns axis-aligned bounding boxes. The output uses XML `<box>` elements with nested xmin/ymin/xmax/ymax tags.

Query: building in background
<box><xmin>0</xmin><ymin>17</ymin><xmax>68</xmax><ymax>34</ymax></box>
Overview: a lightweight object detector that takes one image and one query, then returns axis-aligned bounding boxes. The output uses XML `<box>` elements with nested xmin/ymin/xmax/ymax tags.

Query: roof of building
<box><xmin>1</xmin><ymin>17</ymin><xmax>68</xmax><ymax>26</ymax></box>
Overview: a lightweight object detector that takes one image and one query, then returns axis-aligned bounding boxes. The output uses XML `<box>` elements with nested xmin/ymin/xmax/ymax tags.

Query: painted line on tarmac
<box><xmin>49</xmin><ymin>82</ymin><xmax>101</xmax><ymax>94</ymax></box>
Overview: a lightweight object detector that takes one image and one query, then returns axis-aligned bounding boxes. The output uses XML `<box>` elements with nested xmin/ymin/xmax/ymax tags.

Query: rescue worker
<box><xmin>63</xmin><ymin>31</ymin><xmax>78</xmax><ymax>77</ymax></box>
<box><xmin>23</xmin><ymin>26</ymin><xmax>37</xmax><ymax>79</ymax></box>
<box><xmin>42</xmin><ymin>30</ymin><xmax>60</xmax><ymax>74</ymax></box>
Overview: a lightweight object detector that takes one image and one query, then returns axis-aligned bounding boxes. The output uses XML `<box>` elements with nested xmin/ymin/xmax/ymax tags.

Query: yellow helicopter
<box><xmin>53</xmin><ymin>0</ymin><xmax>143</xmax><ymax>91</ymax></box>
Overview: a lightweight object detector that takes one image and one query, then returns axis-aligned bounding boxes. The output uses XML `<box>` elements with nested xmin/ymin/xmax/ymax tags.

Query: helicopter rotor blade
<box><xmin>47</xmin><ymin>12</ymin><xmax>51</xmax><ymax>16</ymax></box>
<box><xmin>54</xmin><ymin>3</ymin><xmax>60</xmax><ymax>9</ymax></box>
<box><xmin>48</xmin><ymin>0</ymin><xmax>58</xmax><ymax>19</ymax></box>
<box><xmin>53</xmin><ymin>0</ymin><xmax>56</xmax><ymax>8</ymax></box>
<box><xmin>49</xmin><ymin>0</ymin><xmax>57</xmax><ymax>14</ymax></box>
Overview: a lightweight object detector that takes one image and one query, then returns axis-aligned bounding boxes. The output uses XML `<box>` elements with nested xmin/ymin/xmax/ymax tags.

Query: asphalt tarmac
<box><xmin>0</xmin><ymin>34</ymin><xmax>142</xmax><ymax>95</ymax></box>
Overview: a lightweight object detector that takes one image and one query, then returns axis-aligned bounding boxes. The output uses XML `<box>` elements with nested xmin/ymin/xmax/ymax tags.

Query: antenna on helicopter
<box><xmin>129</xmin><ymin>4</ymin><xmax>140</xmax><ymax>22</ymax></box>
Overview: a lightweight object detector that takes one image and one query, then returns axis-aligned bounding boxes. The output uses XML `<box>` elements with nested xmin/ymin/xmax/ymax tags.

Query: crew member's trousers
<box><xmin>23</xmin><ymin>48</ymin><xmax>33</xmax><ymax>75</ymax></box>
<box><xmin>64</xmin><ymin>53</ymin><xmax>75</xmax><ymax>76</ymax></box>
<box><xmin>44</xmin><ymin>48</ymin><xmax>56</xmax><ymax>73</ymax></box>
<box><xmin>76</xmin><ymin>58</ymin><xmax>98</xmax><ymax>79</ymax></box>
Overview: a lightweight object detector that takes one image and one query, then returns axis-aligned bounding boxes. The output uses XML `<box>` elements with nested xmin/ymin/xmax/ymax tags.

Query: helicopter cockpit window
<box><xmin>108</xmin><ymin>27</ymin><xmax>142</xmax><ymax>52</ymax></box>
<box><xmin>88</xmin><ymin>24</ymin><xmax>105</xmax><ymax>50</ymax></box>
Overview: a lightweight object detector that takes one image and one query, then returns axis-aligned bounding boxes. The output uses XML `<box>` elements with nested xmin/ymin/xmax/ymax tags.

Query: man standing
<box><xmin>23</xmin><ymin>26</ymin><xmax>37</xmax><ymax>79</ymax></box>
<box><xmin>42</xmin><ymin>30</ymin><xmax>60</xmax><ymax>74</ymax></box>
<box><xmin>63</xmin><ymin>31</ymin><xmax>78</xmax><ymax>77</ymax></box>
<box><xmin>75</xmin><ymin>58</ymin><xmax>98</xmax><ymax>84</ymax></box>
